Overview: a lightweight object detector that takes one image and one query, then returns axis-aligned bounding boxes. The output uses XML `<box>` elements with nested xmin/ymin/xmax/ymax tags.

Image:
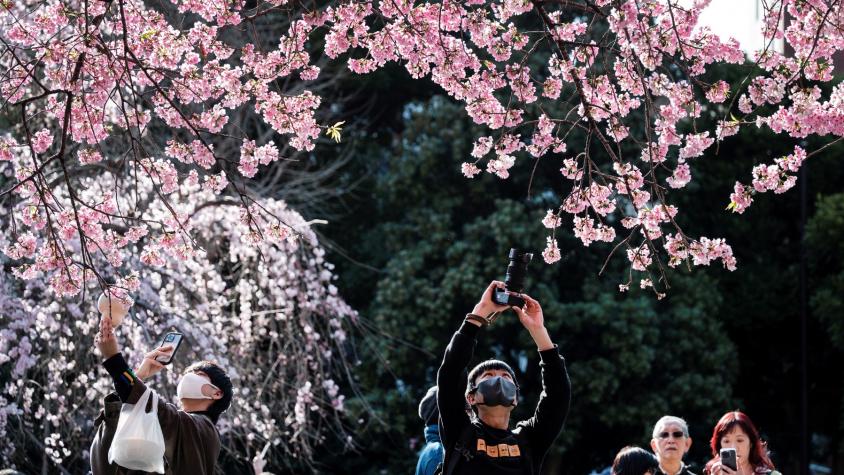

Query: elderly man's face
<box><xmin>650</xmin><ymin>422</ymin><xmax>691</xmax><ymax>464</ymax></box>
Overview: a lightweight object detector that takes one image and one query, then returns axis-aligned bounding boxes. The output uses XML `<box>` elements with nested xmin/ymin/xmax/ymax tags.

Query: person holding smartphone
<box><xmin>650</xmin><ymin>415</ymin><xmax>696</xmax><ymax>475</ymax></box>
<box><xmin>703</xmin><ymin>411</ymin><xmax>780</xmax><ymax>475</ymax></box>
<box><xmin>436</xmin><ymin>281</ymin><xmax>571</xmax><ymax>475</ymax></box>
<box><xmin>90</xmin><ymin>315</ymin><xmax>234</xmax><ymax>474</ymax></box>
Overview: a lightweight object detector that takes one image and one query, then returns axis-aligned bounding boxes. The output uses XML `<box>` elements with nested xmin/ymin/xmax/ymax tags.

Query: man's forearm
<box><xmin>528</xmin><ymin>326</ymin><xmax>554</xmax><ymax>351</ymax></box>
<box><xmin>437</xmin><ymin>319</ymin><xmax>480</xmax><ymax>441</ymax></box>
<box><xmin>438</xmin><ymin>320</ymin><xmax>480</xmax><ymax>386</ymax></box>
<box><xmin>519</xmin><ymin>347</ymin><xmax>570</xmax><ymax>454</ymax></box>
<box><xmin>102</xmin><ymin>353</ymin><xmax>137</xmax><ymax>402</ymax></box>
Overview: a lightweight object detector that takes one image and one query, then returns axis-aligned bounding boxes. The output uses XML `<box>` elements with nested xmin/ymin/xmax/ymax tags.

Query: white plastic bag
<box><xmin>108</xmin><ymin>387</ymin><xmax>166</xmax><ymax>473</ymax></box>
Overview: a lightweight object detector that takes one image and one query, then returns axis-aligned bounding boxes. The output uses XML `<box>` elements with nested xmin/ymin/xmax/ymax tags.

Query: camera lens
<box><xmin>504</xmin><ymin>248</ymin><xmax>533</xmax><ymax>293</ymax></box>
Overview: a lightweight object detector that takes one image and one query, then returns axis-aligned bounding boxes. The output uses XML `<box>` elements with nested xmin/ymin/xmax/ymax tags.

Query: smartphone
<box><xmin>154</xmin><ymin>332</ymin><xmax>183</xmax><ymax>365</ymax></box>
<box><xmin>720</xmin><ymin>447</ymin><xmax>737</xmax><ymax>471</ymax></box>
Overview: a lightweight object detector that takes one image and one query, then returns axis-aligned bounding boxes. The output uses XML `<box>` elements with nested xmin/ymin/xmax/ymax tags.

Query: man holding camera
<box><xmin>90</xmin><ymin>315</ymin><xmax>233</xmax><ymax>474</ymax></box>
<box><xmin>436</xmin><ymin>280</ymin><xmax>571</xmax><ymax>474</ymax></box>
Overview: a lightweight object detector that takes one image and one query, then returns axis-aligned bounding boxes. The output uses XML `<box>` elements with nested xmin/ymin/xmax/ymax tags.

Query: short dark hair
<box><xmin>418</xmin><ymin>386</ymin><xmax>438</xmax><ymax>426</ymax></box>
<box><xmin>185</xmin><ymin>361</ymin><xmax>233</xmax><ymax>423</ymax></box>
<box><xmin>612</xmin><ymin>446</ymin><xmax>659</xmax><ymax>475</ymax></box>
<box><xmin>465</xmin><ymin>359</ymin><xmax>517</xmax><ymax>396</ymax></box>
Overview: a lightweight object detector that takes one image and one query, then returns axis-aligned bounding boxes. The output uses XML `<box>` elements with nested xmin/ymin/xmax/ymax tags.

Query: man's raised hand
<box><xmin>512</xmin><ymin>294</ymin><xmax>544</xmax><ymax>332</ymax></box>
<box><xmin>513</xmin><ymin>295</ymin><xmax>554</xmax><ymax>351</ymax></box>
<box><xmin>135</xmin><ymin>345</ymin><xmax>173</xmax><ymax>380</ymax></box>
<box><xmin>94</xmin><ymin>315</ymin><xmax>119</xmax><ymax>360</ymax></box>
<box><xmin>471</xmin><ymin>281</ymin><xmax>511</xmax><ymax>319</ymax></box>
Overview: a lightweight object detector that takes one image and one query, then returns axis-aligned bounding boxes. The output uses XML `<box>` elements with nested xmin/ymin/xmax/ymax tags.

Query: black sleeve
<box><xmin>102</xmin><ymin>353</ymin><xmax>137</xmax><ymax>402</ymax></box>
<box><xmin>514</xmin><ymin>345</ymin><xmax>571</xmax><ymax>460</ymax></box>
<box><xmin>436</xmin><ymin>320</ymin><xmax>481</xmax><ymax>450</ymax></box>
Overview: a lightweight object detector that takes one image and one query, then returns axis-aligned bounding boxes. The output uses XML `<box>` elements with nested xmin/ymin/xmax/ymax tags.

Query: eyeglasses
<box><xmin>658</xmin><ymin>431</ymin><xmax>686</xmax><ymax>439</ymax></box>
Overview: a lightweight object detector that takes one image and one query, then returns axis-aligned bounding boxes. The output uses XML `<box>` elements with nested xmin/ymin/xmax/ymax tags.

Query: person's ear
<box><xmin>684</xmin><ymin>437</ymin><xmax>692</xmax><ymax>453</ymax></box>
<box><xmin>467</xmin><ymin>391</ymin><xmax>479</xmax><ymax>406</ymax></box>
<box><xmin>650</xmin><ymin>438</ymin><xmax>659</xmax><ymax>454</ymax></box>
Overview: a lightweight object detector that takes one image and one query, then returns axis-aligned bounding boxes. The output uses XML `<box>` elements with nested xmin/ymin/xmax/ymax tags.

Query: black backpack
<box><xmin>434</xmin><ymin>423</ymin><xmax>533</xmax><ymax>475</ymax></box>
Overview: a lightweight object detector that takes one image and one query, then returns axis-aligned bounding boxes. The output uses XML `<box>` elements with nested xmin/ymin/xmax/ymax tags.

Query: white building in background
<box><xmin>691</xmin><ymin>0</ymin><xmax>844</xmax><ymax>71</ymax></box>
<box><xmin>691</xmin><ymin>0</ymin><xmax>785</xmax><ymax>56</ymax></box>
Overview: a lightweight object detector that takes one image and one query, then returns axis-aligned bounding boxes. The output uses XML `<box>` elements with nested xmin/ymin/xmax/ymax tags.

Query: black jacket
<box><xmin>436</xmin><ymin>320</ymin><xmax>571</xmax><ymax>474</ymax></box>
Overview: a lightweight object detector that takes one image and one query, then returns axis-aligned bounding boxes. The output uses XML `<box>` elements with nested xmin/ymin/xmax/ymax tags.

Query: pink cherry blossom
<box><xmin>705</xmin><ymin>80</ymin><xmax>730</xmax><ymax>103</ymax></box>
<box><xmin>0</xmin><ymin>137</ymin><xmax>16</xmax><ymax>161</ymax></box>
<box><xmin>461</xmin><ymin>162</ymin><xmax>482</xmax><ymax>178</ymax></box>
<box><xmin>31</xmin><ymin>129</ymin><xmax>53</xmax><ymax>154</ymax></box>
<box><xmin>542</xmin><ymin>237</ymin><xmax>561</xmax><ymax>264</ymax></box>
<box><xmin>678</xmin><ymin>132</ymin><xmax>714</xmax><ymax>160</ymax></box>
<box><xmin>626</xmin><ymin>246</ymin><xmax>652</xmax><ymax>272</ymax></box>
<box><xmin>666</xmin><ymin>162</ymin><xmax>692</xmax><ymax>189</ymax></box>
<box><xmin>542</xmin><ymin>210</ymin><xmax>562</xmax><ymax>229</ymax></box>
<box><xmin>1</xmin><ymin>0</ymin><xmax>840</xmax><ymax>314</ymax></box>
<box><xmin>560</xmin><ymin>158</ymin><xmax>583</xmax><ymax>180</ymax></box>
<box><xmin>471</xmin><ymin>137</ymin><xmax>494</xmax><ymax>158</ymax></box>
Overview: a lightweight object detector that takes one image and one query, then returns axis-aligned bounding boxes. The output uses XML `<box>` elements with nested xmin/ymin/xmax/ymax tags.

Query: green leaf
<box><xmin>325</xmin><ymin>121</ymin><xmax>345</xmax><ymax>143</ymax></box>
<box><xmin>140</xmin><ymin>29</ymin><xmax>158</xmax><ymax>41</ymax></box>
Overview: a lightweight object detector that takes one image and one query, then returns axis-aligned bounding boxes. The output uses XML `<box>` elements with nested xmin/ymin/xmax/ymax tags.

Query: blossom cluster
<box><xmin>321</xmin><ymin>0</ymin><xmax>838</xmax><ymax>286</ymax></box>
<box><xmin>3</xmin><ymin>0</ymin><xmax>842</xmax><ymax>296</ymax></box>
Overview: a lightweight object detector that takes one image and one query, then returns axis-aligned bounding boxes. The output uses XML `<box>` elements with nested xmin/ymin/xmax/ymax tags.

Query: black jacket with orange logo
<box><xmin>436</xmin><ymin>320</ymin><xmax>571</xmax><ymax>475</ymax></box>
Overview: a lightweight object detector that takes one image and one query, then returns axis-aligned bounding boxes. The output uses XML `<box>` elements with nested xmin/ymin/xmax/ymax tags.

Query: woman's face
<box><xmin>720</xmin><ymin>426</ymin><xmax>752</xmax><ymax>466</ymax></box>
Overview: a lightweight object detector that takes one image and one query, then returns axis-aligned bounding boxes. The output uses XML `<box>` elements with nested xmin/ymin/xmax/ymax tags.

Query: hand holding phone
<box><xmin>720</xmin><ymin>448</ymin><xmax>738</xmax><ymax>472</ymax></box>
<box><xmin>154</xmin><ymin>332</ymin><xmax>183</xmax><ymax>365</ymax></box>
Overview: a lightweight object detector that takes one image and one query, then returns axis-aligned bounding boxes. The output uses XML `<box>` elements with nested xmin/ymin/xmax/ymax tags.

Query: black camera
<box><xmin>492</xmin><ymin>248</ymin><xmax>533</xmax><ymax>307</ymax></box>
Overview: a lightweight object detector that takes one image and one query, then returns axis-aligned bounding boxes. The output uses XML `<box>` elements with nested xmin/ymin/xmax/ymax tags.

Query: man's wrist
<box><xmin>134</xmin><ymin>367</ymin><xmax>148</xmax><ymax>380</ymax></box>
<box><xmin>467</xmin><ymin>310</ymin><xmax>503</xmax><ymax>326</ymax></box>
<box><xmin>471</xmin><ymin>305</ymin><xmax>492</xmax><ymax>317</ymax></box>
<box><xmin>465</xmin><ymin>316</ymin><xmax>484</xmax><ymax>327</ymax></box>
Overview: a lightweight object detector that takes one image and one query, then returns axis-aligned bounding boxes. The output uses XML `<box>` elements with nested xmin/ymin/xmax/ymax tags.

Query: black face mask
<box><xmin>473</xmin><ymin>376</ymin><xmax>517</xmax><ymax>407</ymax></box>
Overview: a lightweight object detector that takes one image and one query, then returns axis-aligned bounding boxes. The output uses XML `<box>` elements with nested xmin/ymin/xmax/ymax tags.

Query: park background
<box><xmin>2</xmin><ymin>2</ymin><xmax>844</xmax><ymax>475</ymax></box>
<box><xmin>302</xmin><ymin>64</ymin><xmax>844</xmax><ymax>475</ymax></box>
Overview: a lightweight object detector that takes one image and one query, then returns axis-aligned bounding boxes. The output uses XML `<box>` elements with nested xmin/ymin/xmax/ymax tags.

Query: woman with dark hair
<box><xmin>703</xmin><ymin>411</ymin><xmax>781</xmax><ymax>475</ymax></box>
<box><xmin>612</xmin><ymin>446</ymin><xmax>659</xmax><ymax>475</ymax></box>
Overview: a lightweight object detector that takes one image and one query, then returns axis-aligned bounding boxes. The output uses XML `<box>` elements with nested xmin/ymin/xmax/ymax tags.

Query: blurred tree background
<box><xmin>3</xmin><ymin>51</ymin><xmax>842</xmax><ymax>473</ymax></box>
<box><xmin>307</xmin><ymin>62</ymin><xmax>844</xmax><ymax>474</ymax></box>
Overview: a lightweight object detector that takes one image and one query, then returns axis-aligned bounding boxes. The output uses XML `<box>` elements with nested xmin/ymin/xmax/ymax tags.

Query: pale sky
<box><xmin>688</xmin><ymin>0</ymin><xmax>783</xmax><ymax>55</ymax></box>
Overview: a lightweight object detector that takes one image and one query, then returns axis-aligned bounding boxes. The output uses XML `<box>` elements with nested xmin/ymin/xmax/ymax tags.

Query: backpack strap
<box><xmin>441</xmin><ymin>423</ymin><xmax>477</xmax><ymax>475</ymax></box>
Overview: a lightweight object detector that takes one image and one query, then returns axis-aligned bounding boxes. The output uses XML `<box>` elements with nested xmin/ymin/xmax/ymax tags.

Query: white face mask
<box><xmin>177</xmin><ymin>372</ymin><xmax>219</xmax><ymax>400</ymax></box>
